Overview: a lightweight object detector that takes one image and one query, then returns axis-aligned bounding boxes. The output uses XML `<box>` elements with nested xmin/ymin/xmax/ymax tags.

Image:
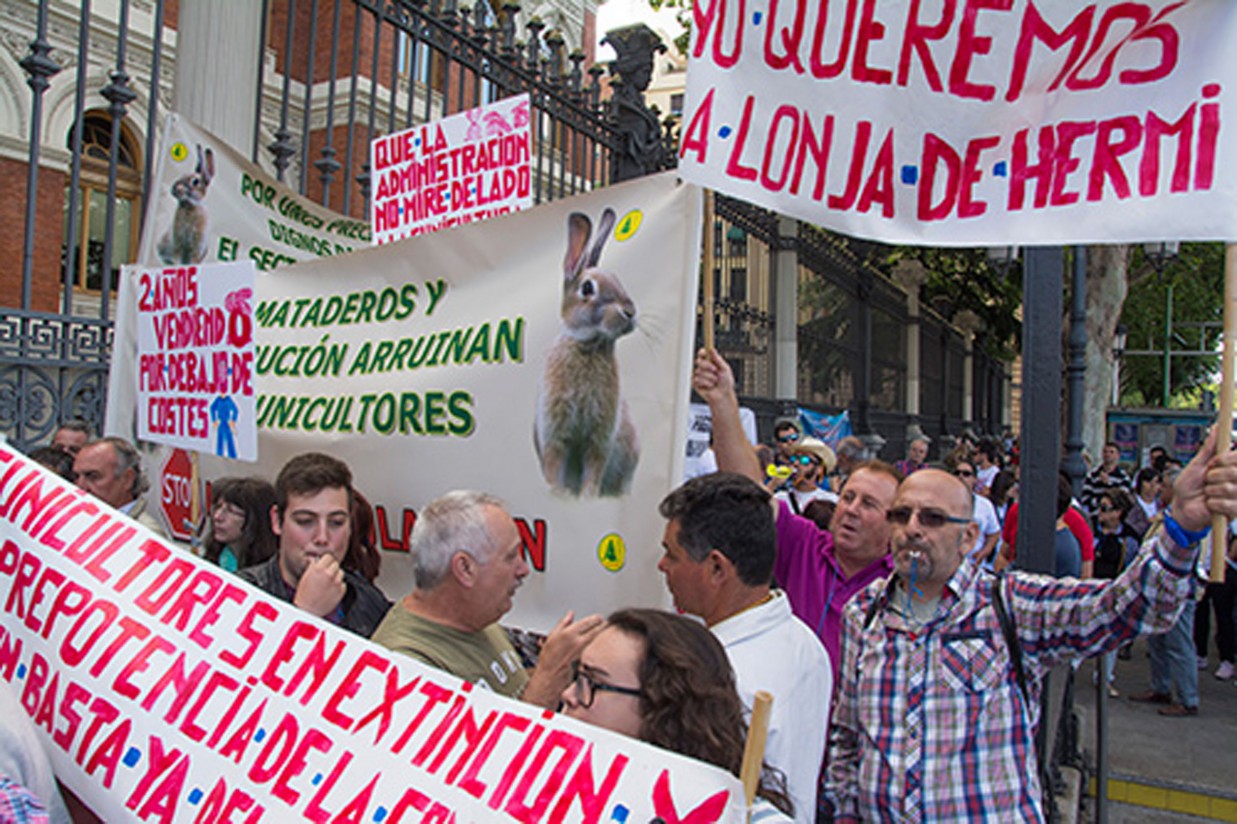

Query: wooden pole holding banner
<box><xmin>1211</xmin><ymin>244</ymin><xmax>1237</xmax><ymax>582</ymax></box>
<box><xmin>739</xmin><ymin>690</ymin><xmax>772</xmax><ymax>820</ymax></box>
<box><xmin>702</xmin><ymin>189</ymin><xmax>716</xmax><ymax>351</ymax></box>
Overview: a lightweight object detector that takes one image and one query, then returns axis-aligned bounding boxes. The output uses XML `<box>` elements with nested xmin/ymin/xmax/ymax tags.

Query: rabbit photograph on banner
<box><xmin>157</xmin><ymin>143</ymin><xmax>214</xmax><ymax>264</ymax></box>
<box><xmin>535</xmin><ymin>207</ymin><xmax>640</xmax><ymax>498</ymax></box>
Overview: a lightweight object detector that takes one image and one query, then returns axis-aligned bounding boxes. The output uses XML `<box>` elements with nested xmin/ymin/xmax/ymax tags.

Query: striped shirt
<box><xmin>824</xmin><ymin>530</ymin><xmax>1198</xmax><ymax>822</ymax></box>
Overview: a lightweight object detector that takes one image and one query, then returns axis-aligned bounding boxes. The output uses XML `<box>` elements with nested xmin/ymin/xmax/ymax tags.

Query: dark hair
<box><xmin>56</xmin><ymin>419</ymin><xmax>92</xmax><ymax>437</ymax></box>
<box><xmin>606</xmin><ymin>609</ymin><xmax>792</xmax><ymax>816</ymax></box>
<box><xmin>990</xmin><ymin>469</ymin><xmax>1018</xmax><ymax>506</ymax></box>
<box><xmin>205</xmin><ymin>477</ymin><xmax>278</xmax><ymax>568</ymax></box>
<box><xmin>976</xmin><ymin>438</ymin><xmax>1000</xmax><ymax>463</ymax></box>
<box><xmin>1056</xmin><ymin>473</ymin><xmax>1074</xmax><ymax>520</ymax></box>
<box><xmin>274</xmin><ymin>452</ymin><xmax>353</xmax><ymax>516</ymax></box>
<box><xmin>1100</xmin><ymin>487</ymin><xmax>1134</xmax><ymax>518</ymax></box>
<box><xmin>773</xmin><ymin>419</ymin><xmax>800</xmax><ymax>437</ymax></box>
<box><xmin>658</xmin><ymin>473</ymin><xmax>774</xmax><ymax>586</ymax></box>
<box><xmin>1134</xmin><ymin>466</ymin><xmax>1160</xmax><ymax>495</ymax></box>
<box><xmin>801</xmin><ymin>499</ymin><xmax>835</xmax><ymax>531</ymax></box>
<box><xmin>346</xmin><ymin>489</ymin><xmax>382</xmax><ymax>582</ymax></box>
<box><xmin>27</xmin><ymin>446</ymin><xmax>75</xmax><ymax>480</ymax></box>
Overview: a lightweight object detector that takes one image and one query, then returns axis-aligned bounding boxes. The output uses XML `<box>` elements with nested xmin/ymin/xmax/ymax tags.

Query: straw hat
<box><xmin>793</xmin><ymin>437</ymin><xmax>837</xmax><ymax>474</ymax></box>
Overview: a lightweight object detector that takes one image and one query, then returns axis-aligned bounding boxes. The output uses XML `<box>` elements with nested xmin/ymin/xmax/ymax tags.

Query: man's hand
<box><xmin>692</xmin><ymin>347</ymin><xmax>737</xmax><ymax>407</ymax></box>
<box><xmin>1172</xmin><ymin>427</ymin><xmax>1237</xmax><ymax>532</ymax></box>
<box><xmin>521</xmin><ymin>611</ymin><xmax>606</xmax><ymax>709</ymax></box>
<box><xmin>293</xmin><ymin>555</ymin><xmax>347</xmax><ymax>618</ymax></box>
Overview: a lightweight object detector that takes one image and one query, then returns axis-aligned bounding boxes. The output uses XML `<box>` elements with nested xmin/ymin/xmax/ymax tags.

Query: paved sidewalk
<box><xmin>1073</xmin><ymin>635</ymin><xmax>1237</xmax><ymax>822</ymax></box>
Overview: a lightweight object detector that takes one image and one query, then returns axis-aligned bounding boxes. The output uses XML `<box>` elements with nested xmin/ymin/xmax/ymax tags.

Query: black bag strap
<box><xmin>990</xmin><ymin>573</ymin><xmax>1029</xmax><ymax>704</ymax></box>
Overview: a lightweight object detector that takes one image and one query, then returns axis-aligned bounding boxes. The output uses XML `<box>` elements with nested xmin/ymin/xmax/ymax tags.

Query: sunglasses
<box><xmin>954</xmin><ymin>469</ymin><xmax>975</xmax><ymax>477</ymax></box>
<box><xmin>777</xmin><ymin>433</ymin><xmax>800</xmax><ymax>443</ymax></box>
<box><xmin>790</xmin><ymin>454</ymin><xmax>820</xmax><ymax>467</ymax></box>
<box><xmin>886</xmin><ymin>506</ymin><xmax>972</xmax><ymax>528</ymax></box>
<box><xmin>1097</xmin><ymin>503</ymin><xmax>1115</xmax><ymax>513</ymax></box>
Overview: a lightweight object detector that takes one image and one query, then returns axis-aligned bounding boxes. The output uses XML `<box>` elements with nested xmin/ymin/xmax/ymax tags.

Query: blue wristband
<box><xmin>1163</xmin><ymin>507</ymin><xmax>1211</xmax><ymax>548</ymax></box>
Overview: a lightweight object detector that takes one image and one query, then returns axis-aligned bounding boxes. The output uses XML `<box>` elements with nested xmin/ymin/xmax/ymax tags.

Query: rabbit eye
<box><xmin>579</xmin><ymin>279</ymin><xmax>596</xmax><ymax>298</ymax></box>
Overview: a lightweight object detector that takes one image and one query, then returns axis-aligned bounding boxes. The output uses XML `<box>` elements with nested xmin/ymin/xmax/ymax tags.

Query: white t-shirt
<box><xmin>776</xmin><ymin>485</ymin><xmax>839</xmax><ymax>514</ymax></box>
<box><xmin>712</xmin><ymin>592</ymin><xmax>831</xmax><ymax>824</ymax></box>
<box><xmin>969</xmin><ymin>494</ymin><xmax>1002</xmax><ymax>558</ymax></box>
<box><xmin>976</xmin><ymin>464</ymin><xmax>1000</xmax><ymax>492</ymax></box>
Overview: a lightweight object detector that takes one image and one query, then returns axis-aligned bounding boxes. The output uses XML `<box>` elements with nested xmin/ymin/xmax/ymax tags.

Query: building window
<box><xmin>669</xmin><ymin>93</ymin><xmax>684</xmax><ymax>116</ymax></box>
<box><xmin>729</xmin><ymin>267</ymin><xmax>747</xmax><ymax>302</ymax></box>
<box><xmin>62</xmin><ymin>111</ymin><xmax>142</xmax><ymax>294</ymax></box>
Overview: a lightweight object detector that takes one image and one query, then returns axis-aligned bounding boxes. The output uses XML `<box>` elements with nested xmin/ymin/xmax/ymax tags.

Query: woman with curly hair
<box><xmin>560</xmin><ymin>608</ymin><xmax>792</xmax><ymax>820</ymax></box>
<box><xmin>204</xmin><ymin>477</ymin><xmax>278</xmax><ymax>572</ymax></box>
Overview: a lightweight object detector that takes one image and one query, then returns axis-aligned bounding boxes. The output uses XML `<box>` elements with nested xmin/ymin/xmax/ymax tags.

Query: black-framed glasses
<box><xmin>886</xmin><ymin>506</ymin><xmax>971</xmax><ymax>528</ymax></box>
<box><xmin>571</xmin><ymin>662</ymin><xmax>642</xmax><ymax>708</ymax></box>
<box><xmin>790</xmin><ymin>454</ymin><xmax>820</xmax><ymax>467</ymax></box>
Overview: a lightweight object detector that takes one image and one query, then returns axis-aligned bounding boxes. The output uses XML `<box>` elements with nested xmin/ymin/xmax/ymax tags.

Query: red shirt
<box><xmin>1002</xmin><ymin>502</ymin><xmax>1095</xmax><ymax>562</ymax></box>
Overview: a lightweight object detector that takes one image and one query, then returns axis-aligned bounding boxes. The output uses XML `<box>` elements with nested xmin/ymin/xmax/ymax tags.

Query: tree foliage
<box><xmin>1118</xmin><ymin>242</ymin><xmax>1225</xmax><ymax>407</ymax></box>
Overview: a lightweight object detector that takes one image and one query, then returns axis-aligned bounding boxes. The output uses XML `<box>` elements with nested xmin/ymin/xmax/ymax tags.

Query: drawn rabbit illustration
<box><xmin>534</xmin><ymin>207</ymin><xmax>640</xmax><ymax>497</ymax></box>
<box><xmin>157</xmin><ymin>144</ymin><xmax>214</xmax><ymax>264</ymax></box>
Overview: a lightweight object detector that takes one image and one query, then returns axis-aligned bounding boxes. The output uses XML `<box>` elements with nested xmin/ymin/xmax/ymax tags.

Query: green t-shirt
<box><xmin>371</xmin><ymin>603</ymin><xmax>530</xmax><ymax>698</ymax></box>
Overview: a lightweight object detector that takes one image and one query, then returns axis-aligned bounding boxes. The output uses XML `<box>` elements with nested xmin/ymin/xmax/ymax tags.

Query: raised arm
<box><xmin>691</xmin><ymin>348</ymin><xmax>762</xmax><ymax>484</ymax></box>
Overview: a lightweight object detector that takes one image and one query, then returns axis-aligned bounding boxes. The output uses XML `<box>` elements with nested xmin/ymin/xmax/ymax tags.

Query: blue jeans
<box><xmin>1148</xmin><ymin>599</ymin><xmax>1198</xmax><ymax>708</ymax></box>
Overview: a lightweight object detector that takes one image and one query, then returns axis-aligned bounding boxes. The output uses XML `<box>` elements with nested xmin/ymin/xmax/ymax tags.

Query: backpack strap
<box><xmin>990</xmin><ymin>572</ymin><xmax>1029</xmax><ymax>704</ymax></box>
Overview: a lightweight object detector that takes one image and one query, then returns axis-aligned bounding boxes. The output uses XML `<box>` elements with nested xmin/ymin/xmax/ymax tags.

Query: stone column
<box><xmin>773</xmin><ymin>214</ymin><xmax>798</xmax><ymax>403</ymax></box>
<box><xmin>892</xmin><ymin>259</ymin><xmax>928</xmax><ymax>444</ymax></box>
<box><xmin>954</xmin><ymin>309</ymin><xmax>984</xmax><ymax>433</ymax></box>
<box><xmin>173</xmin><ymin>0</ymin><xmax>263</xmax><ymax>154</ymax></box>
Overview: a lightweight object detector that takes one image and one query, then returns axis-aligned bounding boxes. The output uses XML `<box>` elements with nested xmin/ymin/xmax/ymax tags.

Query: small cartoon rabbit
<box><xmin>157</xmin><ymin>144</ymin><xmax>214</xmax><ymax>264</ymax></box>
<box><xmin>534</xmin><ymin>208</ymin><xmax>640</xmax><ymax>497</ymax></box>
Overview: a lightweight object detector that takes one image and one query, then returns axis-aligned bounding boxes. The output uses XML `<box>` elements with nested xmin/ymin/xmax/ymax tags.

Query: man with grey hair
<box><xmin>372</xmin><ymin>490</ymin><xmax>605</xmax><ymax>707</ymax></box>
<box><xmin>73</xmin><ymin>436</ymin><xmax>170</xmax><ymax>540</ymax></box>
<box><xmin>51</xmin><ymin>419</ymin><xmax>92</xmax><ymax>456</ymax></box>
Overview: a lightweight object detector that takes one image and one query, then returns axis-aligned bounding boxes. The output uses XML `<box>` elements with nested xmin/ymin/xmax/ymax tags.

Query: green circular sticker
<box><xmin>597</xmin><ymin>533</ymin><xmax>626</xmax><ymax>572</ymax></box>
<box><xmin>170</xmin><ymin>142</ymin><xmax>189</xmax><ymax>162</ymax></box>
<box><xmin>614</xmin><ymin>210</ymin><xmax>642</xmax><ymax>242</ymax></box>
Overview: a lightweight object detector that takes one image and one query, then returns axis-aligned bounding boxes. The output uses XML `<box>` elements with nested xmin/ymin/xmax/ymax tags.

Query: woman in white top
<box><xmin>1125</xmin><ymin>466</ymin><xmax>1162</xmax><ymax>539</ymax></box>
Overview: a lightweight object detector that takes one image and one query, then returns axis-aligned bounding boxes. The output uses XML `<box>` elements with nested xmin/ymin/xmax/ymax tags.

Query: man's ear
<box><xmin>705</xmin><ymin>549</ymin><xmax>734</xmax><ymax>584</ymax></box>
<box><xmin>270</xmin><ymin>504</ymin><xmax>283</xmax><ymax>537</ymax></box>
<box><xmin>960</xmin><ymin>522</ymin><xmax>979</xmax><ymax>553</ymax></box>
<box><xmin>451</xmin><ymin>551</ymin><xmax>475</xmax><ymax>587</ymax></box>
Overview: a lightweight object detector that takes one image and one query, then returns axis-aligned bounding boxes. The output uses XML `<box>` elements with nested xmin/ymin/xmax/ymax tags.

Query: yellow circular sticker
<box><xmin>613</xmin><ymin>210</ymin><xmax>642</xmax><ymax>242</ymax></box>
<box><xmin>170</xmin><ymin>142</ymin><xmax>189</xmax><ymax>162</ymax></box>
<box><xmin>597</xmin><ymin>533</ymin><xmax>626</xmax><ymax>572</ymax></box>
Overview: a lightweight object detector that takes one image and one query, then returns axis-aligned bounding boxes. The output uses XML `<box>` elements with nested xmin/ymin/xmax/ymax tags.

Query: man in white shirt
<box><xmin>657</xmin><ymin>472</ymin><xmax>831</xmax><ymax>823</ymax></box>
<box><xmin>955</xmin><ymin>459</ymin><xmax>1001</xmax><ymax>566</ymax></box>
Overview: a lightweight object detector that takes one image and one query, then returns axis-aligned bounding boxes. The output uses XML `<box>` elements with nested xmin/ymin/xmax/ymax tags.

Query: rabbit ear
<box><xmin>202</xmin><ymin>148</ymin><xmax>214</xmax><ymax>182</ymax></box>
<box><xmin>565</xmin><ymin>213</ymin><xmax>592</xmax><ymax>280</ymax></box>
<box><xmin>586</xmin><ymin>208</ymin><xmax>617</xmax><ymax>269</ymax></box>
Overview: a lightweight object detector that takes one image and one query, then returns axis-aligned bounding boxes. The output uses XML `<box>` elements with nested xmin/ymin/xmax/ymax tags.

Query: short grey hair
<box><xmin>95</xmin><ymin>437</ymin><xmax>149</xmax><ymax>498</ymax></box>
<box><xmin>410</xmin><ymin>490</ymin><xmax>510</xmax><ymax>590</ymax></box>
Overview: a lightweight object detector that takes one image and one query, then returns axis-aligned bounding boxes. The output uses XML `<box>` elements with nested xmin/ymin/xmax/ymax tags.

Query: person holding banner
<box><xmin>561</xmin><ymin>608</ymin><xmax>793</xmax><ymax>821</ymax></box>
<box><xmin>373</xmin><ymin>490</ymin><xmax>606</xmax><ymax>708</ymax></box>
<box><xmin>692</xmin><ymin>348</ymin><xmax>898</xmax><ymax>664</ymax></box>
<box><xmin>72</xmin><ymin>437</ymin><xmax>171</xmax><ymax>540</ymax></box>
<box><xmin>238</xmin><ymin>453</ymin><xmax>391</xmax><ymax>637</ymax></box>
<box><xmin>823</xmin><ymin>430</ymin><xmax>1237</xmax><ymax>821</ymax></box>
<box><xmin>656</xmin><ymin>472</ymin><xmax>830</xmax><ymax>824</ymax></box>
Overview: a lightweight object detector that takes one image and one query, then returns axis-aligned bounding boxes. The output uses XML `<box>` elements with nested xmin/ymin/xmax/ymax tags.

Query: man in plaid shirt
<box><xmin>821</xmin><ymin>429</ymin><xmax>1237</xmax><ymax>822</ymax></box>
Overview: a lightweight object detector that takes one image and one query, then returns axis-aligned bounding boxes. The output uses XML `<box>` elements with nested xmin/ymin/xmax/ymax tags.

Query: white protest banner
<box><xmin>0</xmin><ymin>446</ymin><xmax>747</xmax><ymax>823</ymax></box>
<box><xmin>678</xmin><ymin>0</ymin><xmax>1237</xmax><ymax>245</ymax></box>
<box><xmin>371</xmin><ymin>94</ymin><xmax>534</xmax><ymax>244</ymax></box>
<box><xmin>135</xmin><ymin>262</ymin><xmax>258</xmax><ymax>461</ymax></box>
<box><xmin>254</xmin><ymin>172</ymin><xmax>700</xmax><ymax>629</ymax></box>
<box><xmin>107</xmin><ymin>112</ymin><xmax>371</xmax><ymax>442</ymax></box>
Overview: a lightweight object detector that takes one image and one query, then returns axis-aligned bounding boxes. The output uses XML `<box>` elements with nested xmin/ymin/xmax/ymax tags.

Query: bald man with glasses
<box><xmin>824</xmin><ymin>435</ymin><xmax>1237</xmax><ymax>822</ymax></box>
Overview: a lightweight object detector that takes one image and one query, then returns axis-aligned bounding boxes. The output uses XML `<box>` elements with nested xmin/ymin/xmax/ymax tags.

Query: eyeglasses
<box><xmin>790</xmin><ymin>454</ymin><xmax>820</xmax><ymax>467</ymax></box>
<box><xmin>885</xmin><ymin>506</ymin><xmax>972</xmax><ymax>528</ymax></box>
<box><xmin>570</xmin><ymin>662</ymin><xmax>642</xmax><ymax>708</ymax></box>
<box><xmin>954</xmin><ymin>469</ymin><xmax>975</xmax><ymax>478</ymax></box>
<box><xmin>777</xmin><ymin>433</ymin><xmax>800</xmax><ymax>444</ymax></box>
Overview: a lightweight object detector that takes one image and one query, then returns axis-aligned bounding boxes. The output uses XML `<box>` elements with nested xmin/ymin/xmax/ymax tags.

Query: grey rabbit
<box><xmin>157</xmin><ymin>144</ymin><xmax>214</xmax><ymax>264</ymax></box>
<box><xmin>534</xmin><ymin>207</ymin><xmax>640</xmax><ymax>497</ymax></box>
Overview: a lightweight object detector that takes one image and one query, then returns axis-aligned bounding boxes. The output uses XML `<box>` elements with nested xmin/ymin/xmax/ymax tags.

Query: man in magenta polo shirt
<box><xmin>693</xmin><ymin>348</ymin><xmax>900</xmax><ymax>663</ymax></box>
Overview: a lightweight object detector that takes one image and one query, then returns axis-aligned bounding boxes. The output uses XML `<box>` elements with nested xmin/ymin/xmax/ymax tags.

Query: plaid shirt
<box><xmin>824</xmin><ymin>530</ymin><xmax>1197</xmax><ymax>822</ymax></box>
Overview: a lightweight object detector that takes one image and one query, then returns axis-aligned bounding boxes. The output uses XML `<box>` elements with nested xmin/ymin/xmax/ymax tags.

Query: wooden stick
<box><xmin>739</xmin><ymin>690</ymin><xmax>773</xmax><ymax>820</ymax></box>
<box><xmin>1212</xmin><ymin>243</ymin><xmax>1237</xmax><ymax>582</ymax></box>
<box><xmin>702</xmin><ymin>188</ymin><xmax>716</xmax><ymax>352</ymax></box>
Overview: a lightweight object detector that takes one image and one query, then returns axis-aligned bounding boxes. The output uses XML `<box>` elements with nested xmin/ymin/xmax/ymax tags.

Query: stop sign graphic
<box><xmin>160</xmin><ymin>448</ymin><xmax>197</xmax><ymax>541</ymax></box>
